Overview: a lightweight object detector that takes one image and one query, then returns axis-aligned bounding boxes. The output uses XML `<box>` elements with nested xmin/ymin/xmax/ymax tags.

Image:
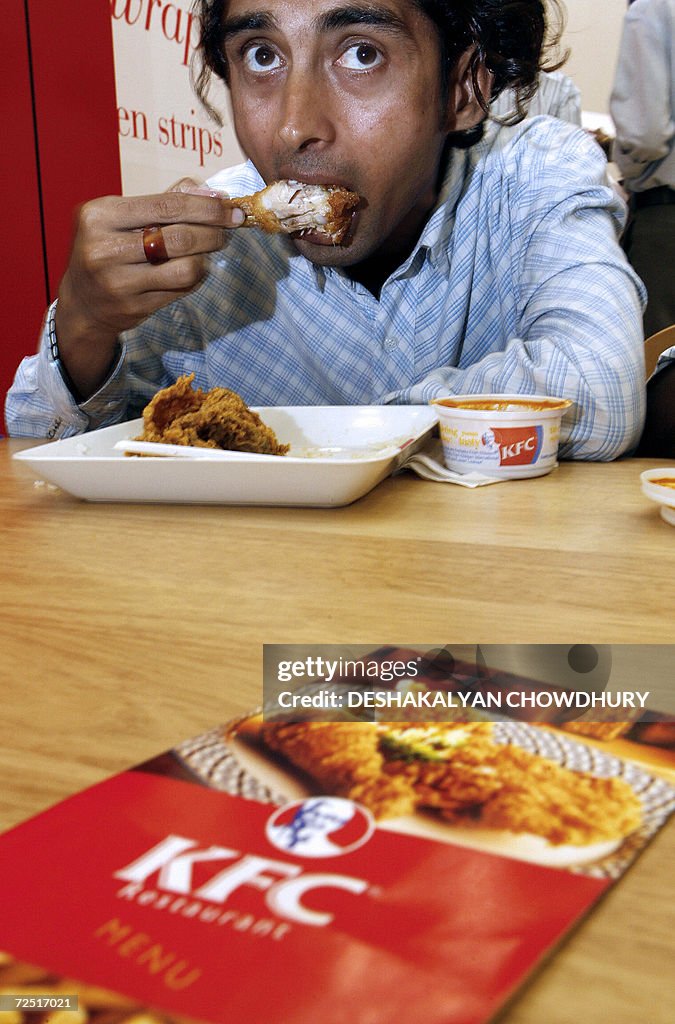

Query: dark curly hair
<box><xmin>191</xmin><ymin>0</ymin><xmax>567</xmax><ymax>144</ymax></box>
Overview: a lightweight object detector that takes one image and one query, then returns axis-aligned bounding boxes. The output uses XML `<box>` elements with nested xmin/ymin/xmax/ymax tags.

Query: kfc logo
<box><xmin>266</xmin><ymin>798</ymin><xmax>374</xmax><ymax>858</ymax></box>
<box><xmin>482</xmin><ymin>425</ymin><xmax>543</xmax><ymax>465</ymax></box>
<box><xmin>113</xmin><ymin>817</ymin><xmax>372</xmax><ymax>928</ymax></box>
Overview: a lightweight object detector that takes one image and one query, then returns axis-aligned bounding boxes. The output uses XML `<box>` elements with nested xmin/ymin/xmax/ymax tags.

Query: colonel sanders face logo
<box><xmin>481</xmin><ymin>428</ymin><xmax>499</xmax><ymax>454</ymax></box>
<box><xmin>266</xmin><ymin>798</ymin><xmax>374</xmax><ymax>858</ymax></box>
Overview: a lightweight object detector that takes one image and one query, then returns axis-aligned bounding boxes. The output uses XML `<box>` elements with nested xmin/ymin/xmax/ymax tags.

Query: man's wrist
<box><xmin>50</xmin><ymin>294</ymin><xmax>122</xmax><ymax>401</ymax></box>
<box><xmin>47</xmin><ymin>299</ymin><xmax>83</xmax><ymax>401</ymax></box>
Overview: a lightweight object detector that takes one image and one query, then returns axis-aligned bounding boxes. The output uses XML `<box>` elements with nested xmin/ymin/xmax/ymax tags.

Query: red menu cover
<box><xmin>1</xmin><ymin>713</ymin><xmax>673</xmax><ymax>1024</ymax></box>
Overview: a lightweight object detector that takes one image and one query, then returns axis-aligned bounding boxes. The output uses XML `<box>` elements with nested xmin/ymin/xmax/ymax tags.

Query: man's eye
<box><xmin>336</xmin><ymin>43</ymin><xmax>384</xmax><ymax>71</ymax></box>
<box><xmin>242</xmin><ymin>44</ymin><xmax>282</xmax><ymax>72</ymax></box>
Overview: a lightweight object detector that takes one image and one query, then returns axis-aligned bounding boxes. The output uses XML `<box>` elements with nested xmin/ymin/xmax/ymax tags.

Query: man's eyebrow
<box><xmin>314</xmin><ymin>5</ymin><xmax>408</xmax><ymax>33</ymax></box>
<box><xmin>222</xmin><ymin>11</ymin><xmax>277</xmax><ymax>40</ymax></box>
<box><xmin>221</xmin><ymin>5</ymin><xmax>408</xmax><ymax>42</ymax></box>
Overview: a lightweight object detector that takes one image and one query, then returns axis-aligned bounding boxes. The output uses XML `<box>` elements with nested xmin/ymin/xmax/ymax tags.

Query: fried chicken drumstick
<box><xmin>221</xmin><ymin>180</ymin><xmax>360</xmax><ymax>243</ymax></box>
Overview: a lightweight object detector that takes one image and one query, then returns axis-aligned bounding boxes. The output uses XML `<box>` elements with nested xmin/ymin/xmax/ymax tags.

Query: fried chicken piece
<box><xmin>478</xmin><ymin>749</ymin><xmax>643</xmax><ymax>845</ymax></box>
<box><xmin>380</xmin><ymin>723</ymin><xmax>502</xmax><ymax>813</ymax></box>
<box><xmin>385</xmin><ymin>756</ymin><xmax>502</xmax><ymax>815</ymax></box>
<box><xmin>222</xmin><ymin>180</ymin><xmax>360</xmax><ymax>243</ymax></box>
<box><xmin>137</xmin><ymin>374</ymin><xmax>289</xmax><ymax>455</ymax></box>
<box><xmin>257</xmin><ymin>719</ymin><xmax>643</xmax><ymax>845</ymax></box>
<box><xmin>381</xmin><ymin>725</ymin><xmax>642</xmax><ymax>845</ymax></box>
<box><xmin>261</xmin><ymin>721</ymin><xmax>416</xmax><ymax>818</ymax></box>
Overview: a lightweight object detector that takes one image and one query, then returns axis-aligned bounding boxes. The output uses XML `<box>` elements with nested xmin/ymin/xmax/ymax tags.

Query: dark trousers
<box><xmin>635</xmin><ymin>359</ymin><xmax>675</xmax><ymax>458</ymax></box>
<box><xmin>623</xmin><ymin>191</ymin><xmax>675</xmax><ymax>338</ymax></box>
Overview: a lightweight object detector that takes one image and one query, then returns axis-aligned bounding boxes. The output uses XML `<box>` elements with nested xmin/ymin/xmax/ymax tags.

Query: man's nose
<box><xmin>277</xmin><ymin>70</ymin><xmax>335</xmax><ymax>151</ymax></box>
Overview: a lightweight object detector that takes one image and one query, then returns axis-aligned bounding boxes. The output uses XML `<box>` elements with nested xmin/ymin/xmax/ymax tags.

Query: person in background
<box><xmin>5</xmin><ymin>0</ymin><xmax>646</xmax><ymax>460</ymax></box>
<box><xmin>610</xmin><ymin>0</ymin><xmax>675</xmax><ymax>337</ymax></box>
<box><xmin>610</xmin><ymin>0</ymin><xmax>675</xmax><ymax>457</ymax></box>
<box><xmin>491</xmin><ymin>68</ymin><xmax>582</xmax><ymax>125</ymax></box>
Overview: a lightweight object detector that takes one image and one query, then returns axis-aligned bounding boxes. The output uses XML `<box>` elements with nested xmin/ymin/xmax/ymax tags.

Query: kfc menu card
<box><xmin>0</xmin><ymin>711</ymin><xmax>674</xmax><ymax>1024</ymax></box>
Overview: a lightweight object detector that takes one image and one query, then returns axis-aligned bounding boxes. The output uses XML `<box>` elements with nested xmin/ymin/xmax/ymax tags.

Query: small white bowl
<box><xmin>640</xmin><ymin>468</ymin><xmax>675</xmax><ymax>525</ymax></box>
<box><xmin>430</xmin><ymin>395</ymin><xmax>573</xmax><ymax>479</ymax></box>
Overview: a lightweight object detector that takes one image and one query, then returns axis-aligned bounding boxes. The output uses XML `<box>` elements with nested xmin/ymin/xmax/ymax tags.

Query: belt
<box><xmin>632</xmin><ymin>186</ymin><xmax>675</xmax><ymax>209</ymax></box>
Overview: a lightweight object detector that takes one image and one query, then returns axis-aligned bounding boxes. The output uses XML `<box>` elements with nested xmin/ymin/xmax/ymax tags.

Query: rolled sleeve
<box><xmin>394</xmin><ymin>125</ymin><xmax>647</xmax><ymax>460</ymax></box>
<box><xmin>5</xmin><ymin>317</ymin><xmax>130</xmax><ymax>439</ymax></box>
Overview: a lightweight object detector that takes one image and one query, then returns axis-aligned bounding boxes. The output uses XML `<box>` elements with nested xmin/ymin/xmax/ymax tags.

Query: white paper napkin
<box><xmin>398</xmin><ymin>439</ymin><xmax>502</xmax><ymax>488</ymax></box>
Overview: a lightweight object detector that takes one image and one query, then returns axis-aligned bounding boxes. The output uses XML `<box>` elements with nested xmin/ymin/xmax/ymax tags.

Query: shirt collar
<box><xmin>416</xmin><ymin>148</ymin><xmax>473</xmax><ymax>271</ymax></box>
<box><xmin>372</xmin><ymin>145</ymin><xmax>475</xmax><ymax>280</ymax></box>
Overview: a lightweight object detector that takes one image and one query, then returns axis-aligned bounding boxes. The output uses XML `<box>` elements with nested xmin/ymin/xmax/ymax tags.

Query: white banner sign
<box><xmin>111</xmin><ymin>0</ymin><xmax>244</xmax><ymax>196</ymax></box>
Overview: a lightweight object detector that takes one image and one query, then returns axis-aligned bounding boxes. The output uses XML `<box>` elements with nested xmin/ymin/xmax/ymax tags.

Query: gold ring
<box><xmin>142</xmin><ymin>225</ymin><xmax>169</xmax><ymax>265</ymax></box>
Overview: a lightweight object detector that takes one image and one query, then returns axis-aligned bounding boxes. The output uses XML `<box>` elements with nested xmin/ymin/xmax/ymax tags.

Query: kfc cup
<box><xmin>431</xmin><ymin>395</ymin><xmax>573</xmax><ymax>479</ymax></box>
<box><xmin>640</xmin><ymin>468</ymin><xmax>675</xmax><ymax>526</ymax></box>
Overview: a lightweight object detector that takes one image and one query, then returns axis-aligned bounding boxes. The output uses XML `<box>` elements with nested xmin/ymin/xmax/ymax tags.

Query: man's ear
<box><xmin>444</xmin><ymin>47</ymin><xmax>493</xmax><ymax>132</ymax></box>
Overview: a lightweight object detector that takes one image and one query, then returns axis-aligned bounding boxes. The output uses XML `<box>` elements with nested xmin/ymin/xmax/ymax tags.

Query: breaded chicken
<box><xmin>222</xmin><ymin>180</ymin><xmax>360</xmax><ymax>243</ymax></box>
<box><xmin>478</xmin><ymin>751</ymin><xmax>643</xmax><ymax>846</ymax></box>
<box><xmin>255</xmin><ymin>720</ymin><xmax>643</xmax><ymax>845</ymax></box>
<box><xmin>382</xmin><ymin>724</ymin><xmax>642</xmax><ymax>844</ymax></box>
<box><xmin>261</xmin><ymin>721</ymin><xmax>416</xmax><ymax>818</ymax></box>
<box><xmin>137</xmin><ymin>373</ymin><xmax>289</xmax><ymax>455</ymax></box>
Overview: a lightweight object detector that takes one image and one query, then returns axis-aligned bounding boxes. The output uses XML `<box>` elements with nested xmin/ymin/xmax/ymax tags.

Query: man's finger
<box><xmin>106</xmin><ymin>192</ymin><xmax>245</xmax><ymax>230</ymax></box>
<box><xmin>168</xmin><ymin>176</ymin><xmax>219</xmax><ymax>196</ymax></box>
<box><xmin>109</xmin><ymin>254</ymin><xmax>211</xmax><ymax>306</ymax></box>
<box><xmin>139</xmin><ymin>253</ymin><xmax>212</xmax><ymax>299</ymax></box>
<box><xmin>133</xmin><ymin>223</ymin><xmax>227</xmax><ymax>264</ymax></box>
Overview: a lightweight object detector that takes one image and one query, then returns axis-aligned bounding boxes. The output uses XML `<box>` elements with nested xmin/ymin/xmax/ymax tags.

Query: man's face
<box><xmin>222</xmin><ymin>0</ymin><xmax>452</xmax><ymax>267</ymax></box>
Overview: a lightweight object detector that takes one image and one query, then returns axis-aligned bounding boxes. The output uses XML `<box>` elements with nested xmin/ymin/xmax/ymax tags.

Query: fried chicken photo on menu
<box><xmin>137</xmin><ymin>374</ymin><xmax>290</xmax><ymax>455</ymax></box>
<box><xmin>250</xmin><ymin>720</ymin><xmax>643</xmax><ymax>847</ymax></box>
<box><xmin>261</xmin><ymin>720</ymin><xmax>416</xmax><ymax>819</ymax></box>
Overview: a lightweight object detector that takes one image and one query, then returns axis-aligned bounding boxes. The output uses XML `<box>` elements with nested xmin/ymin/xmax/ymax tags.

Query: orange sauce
<box><xmin>434</xmin><ymin>397</ymin><xmax>571</xmax><ymax>412</ymax></box>
<box><xmin>651</xmin><ymin>477</ymin><xmax>675</xmax><ymax>489</ymax></box>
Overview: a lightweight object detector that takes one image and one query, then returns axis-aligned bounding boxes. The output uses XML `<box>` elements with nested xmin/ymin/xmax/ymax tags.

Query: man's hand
<box><xmin>54</xmin><ymin>180</ymin><xmax>244</xmax><ymax>400</ymax></box>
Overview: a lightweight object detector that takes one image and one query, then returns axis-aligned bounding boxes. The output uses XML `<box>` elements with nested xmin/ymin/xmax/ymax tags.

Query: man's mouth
<box><xmin>291</xmin><ymin>208</ymin><xmax>360</xmax><ymax>247</ymax></box>
<box><xmin>276</xmin><ymin>168</ymin><xmax>354</xmax><ymax>191</ymax></box>
<box><xmin>266</xmin><ymin>169</ymin><xmax>362</xmax><ymax>245</ymax></box>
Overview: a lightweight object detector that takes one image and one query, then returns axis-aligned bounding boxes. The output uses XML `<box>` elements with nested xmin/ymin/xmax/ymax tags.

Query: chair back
<box><xmin>644</xmin><ymin>324</ymin><xmax>675</xmax><ymax>379</ymax></box>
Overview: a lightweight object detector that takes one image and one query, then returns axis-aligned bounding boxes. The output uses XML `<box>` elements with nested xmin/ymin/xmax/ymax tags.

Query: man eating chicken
<box><xmin>6</xmin><ymin>0</ymin><xmax>646</xmax><ymax>460</ymax></box>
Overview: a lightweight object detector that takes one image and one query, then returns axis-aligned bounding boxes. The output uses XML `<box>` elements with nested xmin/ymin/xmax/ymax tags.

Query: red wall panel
<box><xmin>28</xmin><ymin>0</ymin><xmax>122</xmax><ymax>297</ymax></box>
<box><xmin>2</xmin><ymin>2</ymin><xmax>48</xmax><ymax>405</ymax></box>
<box><xmin>3</xmin><ymin>0</ymin><xmax>122</xmax><ymax>421</ymax></box>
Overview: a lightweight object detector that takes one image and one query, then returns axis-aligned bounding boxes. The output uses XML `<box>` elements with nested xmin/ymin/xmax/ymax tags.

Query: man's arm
<box><xmin>5</xmin><ymin>185</ymin><xmax>243</xmax><ymax>438</ymax></box>
<box><xmin>4</xmin><ymin>313</ymin><xmax>128</xmax><ymax>439</ymax></box>
<box><xmin>390</xmin><ymin>124</ymin><xmax>646</xmax><ymax>460</ymax></box>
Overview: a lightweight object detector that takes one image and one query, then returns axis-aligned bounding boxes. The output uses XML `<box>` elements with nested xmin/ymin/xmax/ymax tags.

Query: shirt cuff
<box><xmin>38</xmin><ymin>301</ymin><xmax>130</xmax><ymax>431</ymax></box>
<box><xmin>77</xmin><ymin>343</ymin><xmax>129</xmax><ymax>427</ymax></box>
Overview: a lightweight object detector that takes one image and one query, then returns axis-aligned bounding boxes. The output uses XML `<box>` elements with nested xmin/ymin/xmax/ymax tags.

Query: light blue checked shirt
<box><xmin>6</xmin><ymin>117</ymin><xmax>647</xmax><ymax>459</ymax></box>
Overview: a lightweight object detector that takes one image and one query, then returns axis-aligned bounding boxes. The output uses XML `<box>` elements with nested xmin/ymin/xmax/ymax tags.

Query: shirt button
<box><xmin>384</xmin><ymin>336</ymin><xmax>400</xmax><ymax>351</ymax></box>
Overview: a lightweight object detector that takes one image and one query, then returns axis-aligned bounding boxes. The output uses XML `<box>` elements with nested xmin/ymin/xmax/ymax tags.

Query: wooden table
<box><xmin>2</xmin><ymin>439</ymin><xmax>674</xmax><ymax>1023</ymax></box>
